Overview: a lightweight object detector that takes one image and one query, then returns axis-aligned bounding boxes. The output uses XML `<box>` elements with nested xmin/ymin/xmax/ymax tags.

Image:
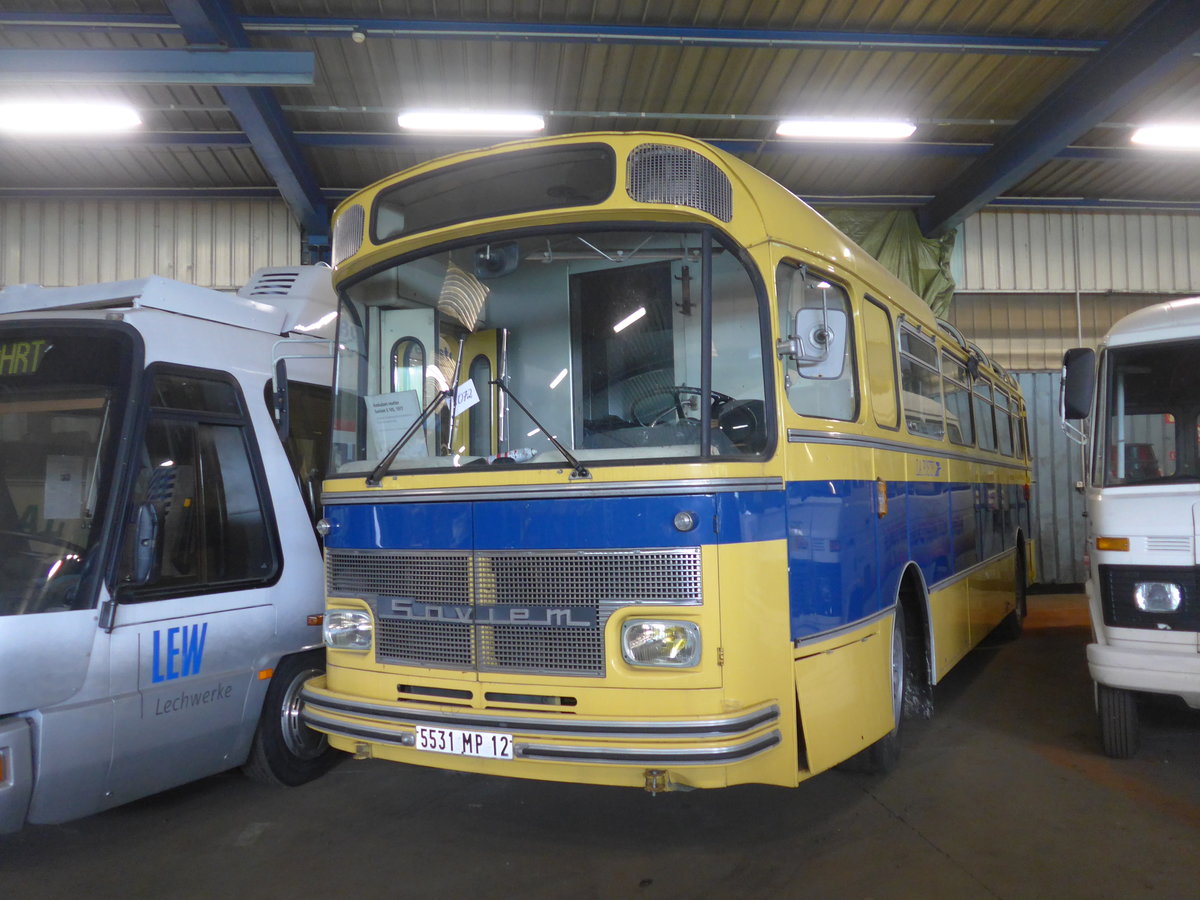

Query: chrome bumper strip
<box><xmin>302</xmin><ymin>705</ymin><xmax>782</xmax><ymax>767</ymax></box>
<box><xmin>301</xmin><ymin>688</ymin><xmax>779</xmax><ymax>740</ymax></box>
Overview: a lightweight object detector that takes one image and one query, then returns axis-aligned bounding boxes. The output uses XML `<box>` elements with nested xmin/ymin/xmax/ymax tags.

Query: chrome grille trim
<box><xmin>626</xmin><ymin>144</ymin><xmax>733</xmax><ymax>222</ymax></box>
<box><xmin>325</xmin><ymin>547</ymin><xmax>703</xmax><ymax>676</ymax></box>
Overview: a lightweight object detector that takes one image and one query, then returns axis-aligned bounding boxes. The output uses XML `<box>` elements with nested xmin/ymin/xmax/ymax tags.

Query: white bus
<box><xmin>0</xmin><ymin>266</ymin><xmax>340</xmax><ymax>831</ymax></box>
<box><xmin>1061</xmin><ymin>296</ymin><xmax>1200</xmax><ymax>757</ymax></box>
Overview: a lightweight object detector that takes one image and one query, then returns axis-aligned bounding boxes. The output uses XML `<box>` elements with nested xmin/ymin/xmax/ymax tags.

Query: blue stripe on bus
<box><xmin>322</xmin><ymin>491</ymin><xmax>787</xmax><ymax>552</ymax></box>
<box><xmin>323</xmin><ymin>480</ymin><xmax>1028</xmax><ymax>642</ymax></box>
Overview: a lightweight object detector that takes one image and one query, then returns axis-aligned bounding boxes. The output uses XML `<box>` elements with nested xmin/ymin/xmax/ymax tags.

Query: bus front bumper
<box><xmin>300</xmin><ymin>677</ymin><xmax>785</xmax><ymax>788</ymax></box>
<box><xmin>1088</xmin><ymin>641</ymin><xmax>1200</xmax><ymax>708</ymax></box>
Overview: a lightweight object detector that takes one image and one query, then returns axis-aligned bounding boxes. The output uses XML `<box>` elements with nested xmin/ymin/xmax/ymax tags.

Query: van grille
<box><xmin>626</xmin><ymin>144</ymin><xmax>733</xmax><ymax>222</ymax></box>
<box><xmin>326</xmin><ymin>548</ymin><xmax>703</xmax><ymax>676</ymax></box>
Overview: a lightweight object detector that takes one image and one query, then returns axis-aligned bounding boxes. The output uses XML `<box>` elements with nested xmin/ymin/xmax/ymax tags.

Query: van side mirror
<box><xmin>272</xmin><ymin>358</ymin><xmax>290</xmax><ymax>441</ymax></box>
<box><xmin>1060</xmin><ymin>347</ymin><xmax>1095</xmax><ymax>420</ymax></box>
<box><xmin>131</xmin><ymin>501</ymin><xmax>159</xmax><ymax>586</ymax></box>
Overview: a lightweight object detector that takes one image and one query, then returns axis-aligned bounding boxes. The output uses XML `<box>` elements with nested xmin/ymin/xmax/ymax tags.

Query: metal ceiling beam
<box><xmin>0</xmin><ymin>12</ymin><xmax>1107</xmax><ymax>57</ymax></box>
<box><xmin>0</xmin><ymin>48</ymin><xmax>312</xmax><ymax>85</ymax></box>
<box><xmin>165</xmin><ymin>0</ymin><xmax>328</xmax><ymax>254</ymax></box>
<box><xmin>6</xmin><ymin>130</ymin><xmax>1161</xmax><ymax>163</ymax></box>
<box><xmin>917</xmin><ymin>0</ymin><xmax>1200</xmax><ymax>238</ymax></box>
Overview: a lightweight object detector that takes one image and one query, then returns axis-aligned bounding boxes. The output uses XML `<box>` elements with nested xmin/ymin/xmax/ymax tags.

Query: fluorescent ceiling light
<box><xmin>1130</xmin><ymin>124</ymin><xmax>1200</xmax><ymax>148</ymax></box>
<box><xmin>613</xmin><ymin>307</ymin><xmax>647</xmax><ymax>333</ymax></box>
<box><xmin>549</xmin><ymin>368</ymin><xmax>568</xmax><ymax>389</ymax></box>
<box><xmin>0</xmin><ymin>101</ymin><xmax>141</xmax><ymax>134</ymax></box>
<box><xmin>397</xmin><ymin>110</ymin><xmax>545</xmax><ymax>133</ymax></box>
<box><xmin>776</xmin><ymin>119</ymin><xmax>916</xmax><ymax>141</ymax></box>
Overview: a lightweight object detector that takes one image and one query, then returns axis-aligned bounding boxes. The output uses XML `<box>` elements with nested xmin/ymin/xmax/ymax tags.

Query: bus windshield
<box><xmin>0</xmin><ymin>328</ymin><xmax>134</xmax><ymax>615</ymax></box>
<box><xmin>1100</xmin><ymin>338</ymin><xmax>1200</xmax><ymax>487</ymax></box>
<box><xmin>332</xmin><ymin>227</ymin><xmax>768</xmax><ymax>475</ymax></box>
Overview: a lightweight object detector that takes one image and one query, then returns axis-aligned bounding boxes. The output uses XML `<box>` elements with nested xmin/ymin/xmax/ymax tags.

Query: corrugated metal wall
<box><xmin>947</xmin><ymin>292</ymin><xmax>1173</xmax><ymax>371</ymax></box>
<box><xmin>0</xmin><ymin>199</ymin><xmax>300</xmax><ymax>290</ymax></box>
<box><xmin>956</xmin><ymin>210</ymin><xmax>1200</xmax><ymax>294</ymax></box>
<box><xmin>1018</xmin><ymin>371</ymin><xmax>1087</xmax><ymax>585</ymax></box>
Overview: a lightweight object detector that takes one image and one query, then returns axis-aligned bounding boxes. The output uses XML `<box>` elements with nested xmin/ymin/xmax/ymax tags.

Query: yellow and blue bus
<box><xmin>301</xmin><ymin>132</ymin><xmax>1034</xmax><ymax>790</ymax></box>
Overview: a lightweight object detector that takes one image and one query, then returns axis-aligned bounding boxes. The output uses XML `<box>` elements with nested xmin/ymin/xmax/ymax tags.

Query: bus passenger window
<box><xmin>941</xmin><ymin>353</ymin><xmax>975</xmax><ymax>447</ymax></box>
<box><xmin>776</xmin><ymin>264</ymin><xmax>856</xmax><ymax>421</ymax></box>
<box><xmin>995</xmin><ymin>391</ymin><xmax>1014</xmax><ymax>457</ymax></box>
<box><xmin>863</xmin><ymin>298</ymin><xmax>899</xmax><ymax>430</ymax></box>
<box><xmin>973</xmin><ymin>381</ymin><xmax>997</xmax><ymax>451</ymax></box>
<box><xmin>899</xmin><ymin>328</ymin><xmax>945</xmax><ymax>440</ymax></box>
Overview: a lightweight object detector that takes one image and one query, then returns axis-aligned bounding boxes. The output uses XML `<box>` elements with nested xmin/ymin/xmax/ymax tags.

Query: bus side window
<box><xmin>119</xmin><ymin>368</ymin><xmax>279</xmax><ymax>600</ymax></box>
<box><xmin>995</xmin><ymin>390</ymin><xmax>1014</xmax><ymax>457</ymax></box>
<box><xmin>899</xmin><ymin>327</ymin><xmax>945</xmax><ymax>440</ymax></box>
<box><xmin>973</xmin><ymin>380</ymin><xmax>997</xmax><ymax>452</ymax></box>
<box><xmin>941</xmin><ymin>352</ymin><xmax>975</xmax><ymax>447</ymax></box>
<box><xmin>775</xmin><ymin>263</ymin><xmax>857</xmax><ymax>421</ymax></box>
<box><xmin>265</xmin><ymin>380</ymin><xmax>332</xmax><ymax>522</ymax></box>
<box><xmin>862</xmin><ymin>297</ymin><xmax>899</xmax><ymax>430</ymax></box>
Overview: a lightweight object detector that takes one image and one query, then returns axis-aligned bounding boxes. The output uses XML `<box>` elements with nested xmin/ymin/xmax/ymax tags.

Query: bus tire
<box><xmin>995</xmin><ymin>545</ymin><xmax>1027</xmax><ymax>642</ymax></box>
<box><xmin>844</xmin><ymin>604</ymin><xmax>909</xmax><ymax>774</ymax></box>
<box><xmin>243</xmin><ymin>650</ymin><xmax>340</xmax><ymax>786</ymax></box>
<box><xmin>1097</xmin><ymin>683</ymin><xmax>1139</xmax><ymax>759</ymax></box>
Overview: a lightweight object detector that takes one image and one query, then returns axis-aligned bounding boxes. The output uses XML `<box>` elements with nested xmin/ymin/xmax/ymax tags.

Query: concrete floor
<box><xmin>4</xmin><ymin>592</ymin><xmax>1200</xmax><ymax>899</ymax></box>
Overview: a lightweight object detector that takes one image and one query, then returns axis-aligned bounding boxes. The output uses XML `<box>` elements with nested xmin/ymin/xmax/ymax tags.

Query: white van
<box><xmin>0</xmin><ymin>266</ymin><xmax>339</xmax><ymax>831</ymax></box>
<box><xmin>1061</xmin><ymin>297</ymin><xmax>1200</xmax><ymax>757</ymax></box>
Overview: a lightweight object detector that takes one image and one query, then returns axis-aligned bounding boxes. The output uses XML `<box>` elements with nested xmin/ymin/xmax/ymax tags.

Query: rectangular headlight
<box><xmin>324</xmin><ymin>608</ymin><xmax>373</xmax><ymax>649</ymax></box>
<box><xmin>1134</xmin><ymin>582</ymin><xmax>1182</xmax><ymax>613</ymax></box>
<box><xmin>621</xmin><ymin>620</ymin><xmax>701</xmax><ymax>668</ymax></box>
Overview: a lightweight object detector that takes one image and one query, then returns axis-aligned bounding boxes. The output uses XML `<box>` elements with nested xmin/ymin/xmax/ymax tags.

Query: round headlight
<box><xmin>621</xmin><ymin>620</ymin><xmax>701</xmax><ymax>668</ymax></box>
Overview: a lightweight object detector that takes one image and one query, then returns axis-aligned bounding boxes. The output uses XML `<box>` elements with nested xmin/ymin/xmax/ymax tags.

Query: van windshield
<box><xmin>331</xmin><ymin>226</ymin><xmax>768</xmax><ymax>476</ymax></box>
<box><xmin>0</xmin><ymin>327</ymin><xmax>134</xmax><ymax>615</ymax></box>
<box><xmin>1100</xmin><ymin>339</ymin><xmax>1200</xmax><ymax>487</ymax></box>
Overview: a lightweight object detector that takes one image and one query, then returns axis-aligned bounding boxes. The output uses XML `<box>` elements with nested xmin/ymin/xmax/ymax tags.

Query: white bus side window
<box><xmin>899</xmin><ymin>327</ymin><xmax>945</xmax><ymax>440</ymax></box>
<box><xmin>941</xmin><ymin>352</ymin><xmax>975</xmax><ymax>447</ymax></box>
<box><xmin>775</xmin><ymin>263</ymin><xmax>857</xmax><ymax>421</ymax></box>
<box><xmin>863</xmin><ymin>297</ymin><xmax>899</xmax><ymax>430</ymax></box>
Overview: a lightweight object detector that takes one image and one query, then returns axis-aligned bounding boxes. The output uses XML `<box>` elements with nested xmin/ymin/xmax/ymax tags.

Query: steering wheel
<box><xmin>0</xmin><ymin>529</ymin><xmax>85</xmax><ymax>554</ymax></box>
<box><xmin>631</xmin><ymin>386</ymin><xmax>734</xmax><ymax>427</ymax></box>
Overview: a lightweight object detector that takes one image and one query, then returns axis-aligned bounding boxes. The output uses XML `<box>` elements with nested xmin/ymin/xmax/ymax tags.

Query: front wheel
<box><xmin>1097</xmin><ymin>682</ymin><xmax>1140</xmax><ymax>759</ymax></box>
<box><xmin>243</xmin><ymin>650</ymin><xmax>340</xmax><ymax>786</ymax></box>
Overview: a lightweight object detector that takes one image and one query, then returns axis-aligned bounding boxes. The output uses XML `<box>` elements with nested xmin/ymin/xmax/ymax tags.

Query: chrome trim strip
<box><xmin>793</xmin><ymin>605</ymin><xmax>893</xmax><ymax>650</ymax></box>
<box><xmin>516</xmin><ymin>730</ymin><xmax>781</xmax><ymax>766</ymax></box>
<box><xmin>304</xmin><ymin>707</ymin><xmax>781</xmax><ymax>766</ymax></box>
<box><xmin>928</xmin><ymin>547</ymin><xmax>1017</xmax><ymax>593</ymax></box>
<box><xmin>324</xmin><ymin>476</ymin><xmax>783</xmax><ymax>505</ymax></box>
<box><xmin>301</xmin><ymin>689</ymin><xmax>779</xmax><ymax>740</ymax></box>
<box><xmin>787</xmin><ymin>429</ymin><xmax>1030</xmax><ymax>472</ymax></box>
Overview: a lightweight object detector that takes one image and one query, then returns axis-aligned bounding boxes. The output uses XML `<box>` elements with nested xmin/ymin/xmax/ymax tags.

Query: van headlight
<box><xmin>1134</xmin><ymin>582</ymin><xmax>1182</xmax><ymax>613</ymax></box>
<box><xmin>621</xmin><ymin>620</ymin><xmax>701</xmax><ymax>668</ymax></box>
<box><xmin>324</xmin><ymin>609</ymin><xmax>373</xmax><ymax>650</ymax></box>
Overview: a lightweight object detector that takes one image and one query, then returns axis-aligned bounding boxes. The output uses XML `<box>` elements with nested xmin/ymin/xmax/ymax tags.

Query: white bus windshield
<box><xmin>0</xmin><ymin>328</ymin><xmax>133</xmax><ymax>615</ymax></box>
<box><xmin>332</xmin><ymin>227</ymin><xmax>768</xmax><ymax>476</ymax></box>
<box><xmin>1100</xmin><ymin>339</ymin><xmax>1200</xmax><ymax>487</ymax></box>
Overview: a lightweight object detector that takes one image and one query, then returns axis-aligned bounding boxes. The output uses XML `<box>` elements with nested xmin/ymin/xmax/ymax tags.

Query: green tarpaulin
<box><xmin>821</xmin><ymin>209</ymin><xmax>956</xmax><ymax>317</ymax></box>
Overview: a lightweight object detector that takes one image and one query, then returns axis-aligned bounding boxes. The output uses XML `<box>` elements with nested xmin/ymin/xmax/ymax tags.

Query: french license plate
<box><xmin>414</xmin><ymin>725</ymin><xmax>514</xmax><ymax>760</ymax></box>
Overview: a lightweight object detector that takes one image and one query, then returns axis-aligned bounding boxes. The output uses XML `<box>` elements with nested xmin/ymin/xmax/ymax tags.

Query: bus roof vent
<box><xmin>626</xmin><ymin>144</ymin><xmax>732</xmax><ymax>222</ymax></box>
<box><xmin>237</xmin><ymin>266</ymin><xmax>338</xmax><ymax>338</ymax></box>
<box><xmin>240</xmin><ymin>268</ymin><xmax>302</xmax><ymax>297</ymax></box>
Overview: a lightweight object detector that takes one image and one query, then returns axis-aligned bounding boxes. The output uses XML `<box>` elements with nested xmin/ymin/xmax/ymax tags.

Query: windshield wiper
<box><xmin>367</xmin><ymin>337</ymin><xmax>465</xmax><ymax>487</ymax></box>
<box><xmin>491</xmin><ymin>379</ymin><xmax>589</xmax><ymax>479</ymax></box>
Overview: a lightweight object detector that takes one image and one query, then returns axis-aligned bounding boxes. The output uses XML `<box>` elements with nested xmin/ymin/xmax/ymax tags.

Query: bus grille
<box><xmin>326</xmin><ymin>548</ymin><xmax>703</xmax><ymax>676</ymax></box>
<box><xmin>626</xmin><ymin>144</ymin><xmax>733</xmax><ymax>222</ymax></box>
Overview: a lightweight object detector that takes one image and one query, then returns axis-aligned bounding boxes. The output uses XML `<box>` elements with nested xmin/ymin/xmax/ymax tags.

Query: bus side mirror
<box><xmin>1060</xmin><ymin>347</ymin><xmax>1095</xmax><ymax>420</ymax></box>
<box><xmin>131</xmin><ymin>502</ymin><xmax>159</xmax><ymax>586</ymax></box>
<box><xmin>776</xmin><ymin>307</ymin><xmax>848</xmax><ymax>380</ymax></box>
